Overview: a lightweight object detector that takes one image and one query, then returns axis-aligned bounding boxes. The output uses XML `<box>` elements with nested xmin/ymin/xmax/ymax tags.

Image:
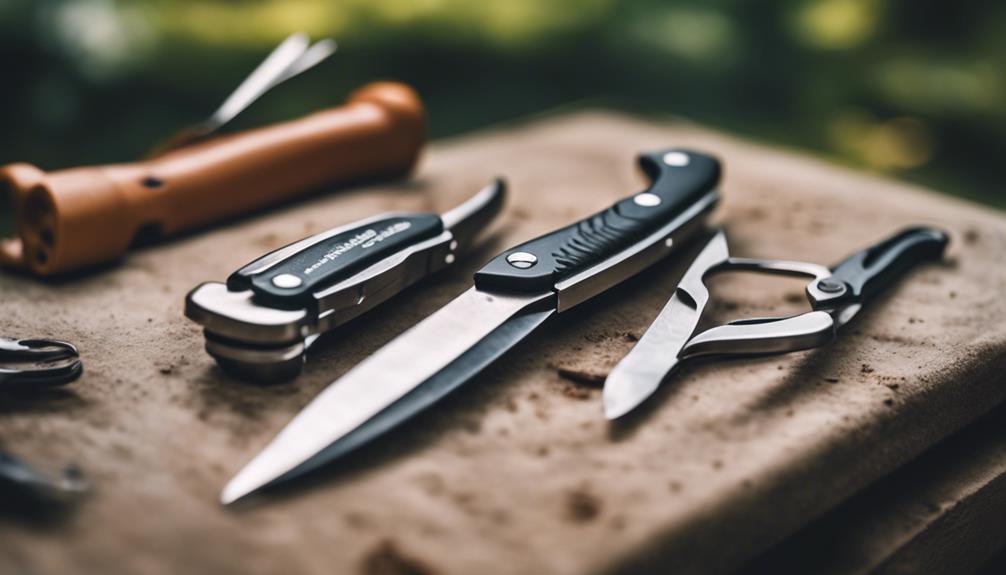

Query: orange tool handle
<box><xmin>0</xmin><ymin>82</ymin><xmax>425</xmax><ymax>277</ymax></box>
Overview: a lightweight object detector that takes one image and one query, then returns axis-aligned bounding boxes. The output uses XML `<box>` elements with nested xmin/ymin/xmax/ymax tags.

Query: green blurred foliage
<box><xmin>0</xmin><ymin>0</ymin><xmax>1003</xmax><ymax>229</ymax></box>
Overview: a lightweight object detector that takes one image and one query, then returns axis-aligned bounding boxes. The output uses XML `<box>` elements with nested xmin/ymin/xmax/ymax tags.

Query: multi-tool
<box><xmin>221</xmin><ymin>147</ymin><xmax>722</xmax><ymax>503</ymax></box>
<box><xmin>0</xmin><ymin>337</ymin><xmax>82</xmax><ymax>389</ymax></box>
<box><xmin>603</xmin><ymin>226</ymin><xmax>949</xmax><ymax>419</ymax></box>
<box><xmin>185</xmin><ymin>180</ymin><xmax>506</xmax><ymax>381</ymax></box>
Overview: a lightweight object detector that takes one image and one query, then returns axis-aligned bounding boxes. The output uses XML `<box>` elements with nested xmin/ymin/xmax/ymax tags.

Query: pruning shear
<box><xmin>603</xmin><ymin>226</ymin><xmax>949</xmax><ymax>419</ymax></box>
<box><xmin>0</xmin><ymin>337</ymin><xmax>82</xmax><ymax>389</ymax></box>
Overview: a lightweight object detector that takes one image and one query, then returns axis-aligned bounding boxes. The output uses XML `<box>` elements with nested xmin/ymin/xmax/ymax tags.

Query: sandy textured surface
<box><xmin>2</xmin><ymin>111</ymin><xmax>1005</xmax><ymax>574</ymax></box>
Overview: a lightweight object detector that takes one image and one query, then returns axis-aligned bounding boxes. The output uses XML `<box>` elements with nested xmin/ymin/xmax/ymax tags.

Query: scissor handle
<box><xmin>812</xmin><ymin>226</ymin><xmax>949</xmax><ymax>307</ymax></box>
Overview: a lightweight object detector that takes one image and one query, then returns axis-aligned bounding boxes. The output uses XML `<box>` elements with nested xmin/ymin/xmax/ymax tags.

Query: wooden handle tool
<box><xmin>0</xmin><ymin>81</ymin><xmax>425</xmax><ymax>276</ymax></box>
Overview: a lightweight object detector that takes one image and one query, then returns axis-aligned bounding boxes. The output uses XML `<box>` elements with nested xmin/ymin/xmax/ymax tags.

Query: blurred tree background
<box><xmin>1</xmin><ymin>0</ymin><xmax>1003</xmax><ymax>230</ymax></box>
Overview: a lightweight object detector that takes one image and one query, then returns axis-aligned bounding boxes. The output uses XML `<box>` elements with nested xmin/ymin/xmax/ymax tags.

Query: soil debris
<box><xmin>963</xmin><ymin>228</ymin><xmax>980</xmax><ymax>245</ymax></box>
<box><xmin>783</xmin><ymin>292</ymin><xmax>805</xmax><ymax>305</ymax></box>
<box><xmin>559</xmin><ymin>382</ymin><xmax>595</xmax><ymax>400</ymax></box>
<box><xmin>361</xmin><ymin>540</ymin><xmax>435</xmax><ymax>575</ymax></box>
<box><xmin>555</xmin><ymin>365</ymin><xmax>607</xmax><ymax>387</ymax></box>
<box><xmin>566</xmin><ymin>487</ymin><xmax>601</xmax><ymax>523</ymax></box>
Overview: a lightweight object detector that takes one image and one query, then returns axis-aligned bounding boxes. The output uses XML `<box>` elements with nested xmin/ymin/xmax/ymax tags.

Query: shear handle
<box><xmin>812</xmin><ymin>227</ymin><xmax>949</xmax><ymax>307</ymax></box>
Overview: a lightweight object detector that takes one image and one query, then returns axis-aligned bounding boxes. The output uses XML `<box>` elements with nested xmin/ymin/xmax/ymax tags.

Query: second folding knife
<box><xmin>221</xmin><ymin>148</ymin><xmax>721</xmax><ymax>503</ymax></box>
<box><xmin>185</xmin><ymin>181</ymin><xmax>505</xmax><ymax>381</ymax></box>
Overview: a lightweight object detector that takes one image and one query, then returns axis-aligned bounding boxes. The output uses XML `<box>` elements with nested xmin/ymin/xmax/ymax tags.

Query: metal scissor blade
<box><xmin>221</xmin><ymin>287</ymin><xmax>553</xmax><ymax>504</ymax></box>
<box><xmin>603</xmin><ymin>231</ymin><xmax>730</xmax><ymax>419</ymax></box>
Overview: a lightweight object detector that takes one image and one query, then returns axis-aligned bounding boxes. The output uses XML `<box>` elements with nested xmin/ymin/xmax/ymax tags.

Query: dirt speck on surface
<box><xmin>824</xmin><ymin>377</ymin><xmax>840</xmax><ymax>384</ymax></box>
<box><xmin>624</xmin><ymin>332</ymin><xmax>640</xmax><ymax>342</ymax></box>
<box><xmin>783</xmin><ymin>292</ymin><xmax>805</xmax><ymax>305</ymax></box>
<box><xmin>559</xmin><ymin>382</ymin><xmax>596</xmax><ymax>400</ymax></box>
<box><xmin>566</xmin><ymin>486</ymin><xmax>602</xmax><ymax>523</ymax></box>
<box><xmin>361</xmin><ymin>540</ymin><xmax>435</xmax><ymax>575</ymax></box>
<box><xmin>861</xmin><ymin>364</ymin><xmax>875</xmax><ymax>374</ymax></box>
<box><xmin>555</xmin><ymin>364</ymin><xmax>607</xmax><ymax>387</ymax></box>
<box><xmin>963</xmin><ymin>228</ymin><xmax>980</xmax><ymax>245</ymax></box>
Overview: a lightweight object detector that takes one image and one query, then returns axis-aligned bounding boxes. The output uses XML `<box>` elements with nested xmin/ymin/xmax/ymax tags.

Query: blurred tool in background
<box><xmin>1</xmin><ymin>32</ymin><xmax>426</xmax><ymax>276</ymax></box>
<box><xmin>0</xmin><ymin>0</ymin><xmax>1002</xmax><ymax>237</ymax></box>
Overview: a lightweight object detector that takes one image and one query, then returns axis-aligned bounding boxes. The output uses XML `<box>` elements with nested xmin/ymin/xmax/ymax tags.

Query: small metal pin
<box><xmin>663</xmin><ymin>151</ymin><xmax>690</xmax><ymax>166</ymax></box>
<box><xmin>816</xmin><ymin>279</ymin><xmax>845</xmax><ymax>294</ymax></box>
<box><xmin>634</xmin><ymin>193</ymin><xmax>662</xmax><ymax>207</ymax></box>
<box><xmin>449</xmin><ymin>240</ymin><xmax>458</xmax><ymax>251</ymax></box>
<box><xmin>272</xmin><ymin>273</ymin><xmax>303</xmax><ymax>289</ymax></box>
<box><xmin>445</xmin><ymin>254</ymin><xmax>455</xmax><ymax>264</ymax></box>
<box><xmin>506</xmin><ymin>252</ymin><xmax>537</xmax><ymax>269</ymax></box>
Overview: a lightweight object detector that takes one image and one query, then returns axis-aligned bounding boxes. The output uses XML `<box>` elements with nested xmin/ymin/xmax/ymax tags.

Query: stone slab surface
<box><xmin>741</xmin><ymin>403</ymin><xmax>1006</xmax><ymax>575</ymax></box>
<box><xmin>2</xmin><ymin>111</ymin><xmax>1005</xmax><ymax>574</ymax></box>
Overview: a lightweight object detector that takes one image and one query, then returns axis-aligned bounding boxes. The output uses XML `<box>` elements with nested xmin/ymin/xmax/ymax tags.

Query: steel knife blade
<box><xmin>221</xmin><ymin>148</ymin><xmax>722</xmax><ymax>504</ymax></box>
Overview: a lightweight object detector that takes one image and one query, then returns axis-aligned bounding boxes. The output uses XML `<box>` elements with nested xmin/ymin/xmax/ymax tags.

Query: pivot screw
<box><xmin>634</xmin><ymin>193</ymin><xmax>662</xmax><ymax>207</ymax></box>
<box><xmin>662</xmin><ymin>152</ymin><xmax>690</xmax><ymax>167</ymax></box>
<box><xmin>506</xmin><ymin>252</ymin><xmax>537</xmax><ymax>269</ymax></box>
<box><xmin>272</xmin><ymin>273</ymin><xmax>303</xmax><ymax>289</ymax></box>
<box><xmin>817</xmin><ymin>279</ymin><xmax>845</xmax><ymax>294</ymax></box>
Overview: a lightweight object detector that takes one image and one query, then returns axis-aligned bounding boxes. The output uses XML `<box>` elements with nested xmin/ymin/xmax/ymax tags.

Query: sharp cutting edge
<box><xmin>221</xmin><ymin>148</ymin><xmax>723</xmax><ymax>504</ymax></box>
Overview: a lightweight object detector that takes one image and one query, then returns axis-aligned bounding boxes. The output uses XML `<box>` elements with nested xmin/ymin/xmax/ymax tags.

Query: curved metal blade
<box><xmin>680</xmin><ymin>311</ymin><xmax>836</xmax><ymax>358</ymax></box>
<box><xmin>221</xmin><ymin>287</ymin><xmax>553</xmax><ymax>504</ymax></box>
<box><xmin>603</xmin><ymin>231</ymin><xmax>729</xmax><ymax>419</ymax></box>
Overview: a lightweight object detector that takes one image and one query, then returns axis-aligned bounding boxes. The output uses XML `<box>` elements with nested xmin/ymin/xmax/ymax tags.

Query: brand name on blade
<box><xmin>303</xmin><ymin>221</ymin><xmax>413</xmax><ymax>275</ymax></box>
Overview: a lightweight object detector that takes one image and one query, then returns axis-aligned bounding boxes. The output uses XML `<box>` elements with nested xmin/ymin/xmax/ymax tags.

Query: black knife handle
<box><xmin>473</xmin><ymin>149</ymin><xmax>720</xmax><ymax>293</ymax></box>
<box><xmin>245</xmin><ymin>214</ymin><xmax>444</xmax><ymax>309</ymax></box>
<box><xmin>816</xmin><ymin>226</ymin><xmax>949</xmax><ymax>305</ymax></box>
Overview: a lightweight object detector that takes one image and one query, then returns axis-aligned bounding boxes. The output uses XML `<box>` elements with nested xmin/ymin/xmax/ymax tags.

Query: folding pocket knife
<box><xmin>185</xmin><ymin>180</ymin><xmax>505</xmax><ymax>381</ymax></box>
<box><xmin>221</xmin><ymin>148</ymin><xmax>721</xmax><ymax>503</ymax></box>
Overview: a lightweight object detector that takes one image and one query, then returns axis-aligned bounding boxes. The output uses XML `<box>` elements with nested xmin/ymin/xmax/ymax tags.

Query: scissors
<box><xmin>603</xmin><ymin>226</ymin><xmax>949</xmax><ymax>419</ymax></box>
<box><xmin>0</xmin><ymin>337</ymin><xmax>83</xmax><ymax>389</ymax></box>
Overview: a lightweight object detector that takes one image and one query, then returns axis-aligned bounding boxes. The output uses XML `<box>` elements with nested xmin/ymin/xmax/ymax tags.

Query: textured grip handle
<box><xmin>473</xmin><ymin>149</ymin><xmax>720</xmax><ymax>292</ymax></box>
<box><xmin>244</xmin><ymin>213</ymin><xmax>443</xmax><ymax>309</ymax></box>
<box><xmin>822</xmin><ymin>226</ymin><xmax>949</xmax><ymax>303</ymax></box>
